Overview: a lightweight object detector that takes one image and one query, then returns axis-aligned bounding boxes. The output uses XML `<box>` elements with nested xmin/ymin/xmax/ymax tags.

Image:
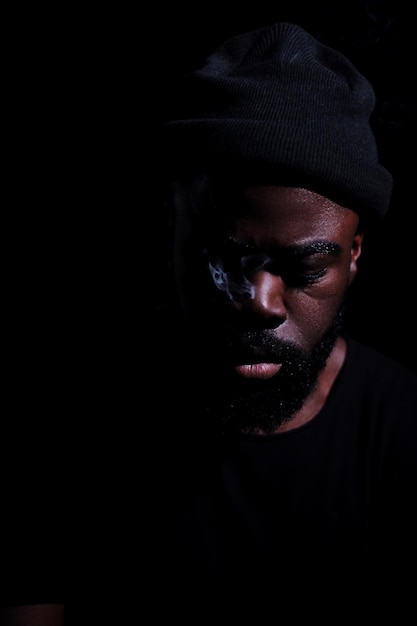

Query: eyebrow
<box><xmin>285</xmin><ymin>241</ymin><xmax>341</xmax><ymax>257</ymax></box>
<box><xmin>223</xmin><ymin>235</ymin><xmax>341</xmax><ymax>257</ymax></box>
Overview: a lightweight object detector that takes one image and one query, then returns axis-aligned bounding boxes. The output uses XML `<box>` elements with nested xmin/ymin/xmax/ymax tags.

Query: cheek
<box><xmin>288</xmin><ymin>285</ymin><xmax>346</xmax><ymax>347</ymax></box>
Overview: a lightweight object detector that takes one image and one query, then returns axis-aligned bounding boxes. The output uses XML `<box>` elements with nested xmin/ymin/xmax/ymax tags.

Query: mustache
<box><xmin>225</xmin><ymin>330</ymin><xmax>302</xmax><ymax>363</ymax></box>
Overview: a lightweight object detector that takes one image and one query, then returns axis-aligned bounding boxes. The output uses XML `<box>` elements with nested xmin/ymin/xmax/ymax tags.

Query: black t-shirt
<box><xmin>149</xmin><ymin>336</ymin><xmax>417</xmax><ymax>621</ymax></box>
<box><xmin>1</xmin><ymin>337</ymin><xmax>416</xmax><ymax>624</ymax></box>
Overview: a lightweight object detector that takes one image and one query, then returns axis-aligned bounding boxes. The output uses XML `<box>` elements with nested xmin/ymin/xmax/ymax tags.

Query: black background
<box><xmin>2</xmin><ymin>0</ymin><xmax>415</xmax><ymax>613</ymax></box>
<box><xmin>12</xmin><ymin>0</ymin><xmax>416</xmax><ymax>409</ymax></box>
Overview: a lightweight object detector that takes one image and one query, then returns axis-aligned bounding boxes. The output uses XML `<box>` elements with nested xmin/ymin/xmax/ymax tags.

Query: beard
<box><xmin>197</xmin><ymin>307</ymin><xmax>345</xmax><ymax>435</ymax></box>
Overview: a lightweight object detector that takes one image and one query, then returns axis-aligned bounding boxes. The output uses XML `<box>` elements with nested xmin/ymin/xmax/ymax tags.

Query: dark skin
<box><xmin>173</xmin><ymin>184</ymin><xmax>363</xmax><ymax>434</ymax></box>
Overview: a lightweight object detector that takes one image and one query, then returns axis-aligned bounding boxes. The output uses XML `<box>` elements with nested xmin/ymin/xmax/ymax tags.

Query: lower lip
<box><xmin>233</xmin><ymin>363</ymin><xmax>283</xmax><ymax>379</ymax></box>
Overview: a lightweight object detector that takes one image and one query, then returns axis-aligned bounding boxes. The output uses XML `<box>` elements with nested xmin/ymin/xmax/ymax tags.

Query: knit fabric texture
<box><xmin>161</xmin><ymin>22</ymin><xmax>393</xmax><ymax>221</ymax></box>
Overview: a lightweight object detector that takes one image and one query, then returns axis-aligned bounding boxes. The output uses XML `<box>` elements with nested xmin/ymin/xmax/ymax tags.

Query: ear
<box><xmin>348</xmin><ymin>232</ymin><xmax>364</xmax><ymax>285</ymax></box>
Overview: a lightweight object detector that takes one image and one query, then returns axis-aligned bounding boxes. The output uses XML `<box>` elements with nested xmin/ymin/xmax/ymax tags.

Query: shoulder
<box><xmin>345</xmin><ymin>335</ymin><xmax>417</xmax><ymax>390</ymax></box>
<box><xmin>341</xmin><ymin>334</ymin><xmax>417</xmax><ymax>433</ymax></box>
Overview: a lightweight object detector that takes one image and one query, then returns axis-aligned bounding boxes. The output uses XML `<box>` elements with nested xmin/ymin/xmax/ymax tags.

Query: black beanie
<box><xmin>161</xmin><ymin>22</ymin><xmax>393</xmax><ymax>221</ymax></box>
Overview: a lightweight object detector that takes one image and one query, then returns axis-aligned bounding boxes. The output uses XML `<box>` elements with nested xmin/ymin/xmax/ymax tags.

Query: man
<box><xmin>2</xmin><ymin>20</ymin><xmax>415</xmax><ymax>626</ymax></box>
<box><xmin>150</xmin><ymin>21</ymin><xmax>417</xmax><ymax>621</ymax></box>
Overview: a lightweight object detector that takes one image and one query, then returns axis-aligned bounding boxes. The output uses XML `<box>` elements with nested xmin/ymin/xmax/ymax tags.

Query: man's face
<box><xmin>172</xmin><ymin>181</ymin><xmax>362</xmax><ymax>433</ymax></box>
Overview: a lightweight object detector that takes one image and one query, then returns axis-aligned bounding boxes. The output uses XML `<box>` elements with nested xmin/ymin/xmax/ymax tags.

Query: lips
<box><xmin>227</xmin><ymin>344</ymin><xmax>283</xmax><ymax>379</ymax></box>
<box><xmin>219</xmin><ymin>331</ymin><xmax>286</xmax><ymax>380</ymax></box>
<box><xmin>233</xmin><ymin>362</ymin><xmax>283</xmax><ymax>379</ymax></box>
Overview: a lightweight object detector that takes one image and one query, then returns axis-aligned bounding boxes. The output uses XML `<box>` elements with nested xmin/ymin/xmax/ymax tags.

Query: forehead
<box><xmin>191</xmin><ymin>184</ymin><xmax>360</xmax><ymax>245</ymax></box>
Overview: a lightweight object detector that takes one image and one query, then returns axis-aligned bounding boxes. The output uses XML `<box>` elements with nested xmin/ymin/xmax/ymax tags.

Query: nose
<box><xmin>237</xmin><ymin>270</ymin><xmax>287</xmax><ymax>327</ymax></box>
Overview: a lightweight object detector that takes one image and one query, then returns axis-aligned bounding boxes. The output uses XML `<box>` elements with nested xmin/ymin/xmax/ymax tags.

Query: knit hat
<box><xmin>161</xmin><ymin>22</ymin><xmax>393</xmax><ymax>221</ymax></box>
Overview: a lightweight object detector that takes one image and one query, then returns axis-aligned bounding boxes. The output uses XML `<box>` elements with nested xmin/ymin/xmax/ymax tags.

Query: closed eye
<box><xmin>207</xmin><ymin>239</ymin><xmax>339</xmax><ymax>288</ymax></box>
<box><xmin>282</xmin><ymin>266</ymin><xmax>327</xmax><ymax>287</ymax></box>
<box><xmin>257</xmin><ymin>258</ymin><xmax>327</xmax><ymax>287</ymax></box>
